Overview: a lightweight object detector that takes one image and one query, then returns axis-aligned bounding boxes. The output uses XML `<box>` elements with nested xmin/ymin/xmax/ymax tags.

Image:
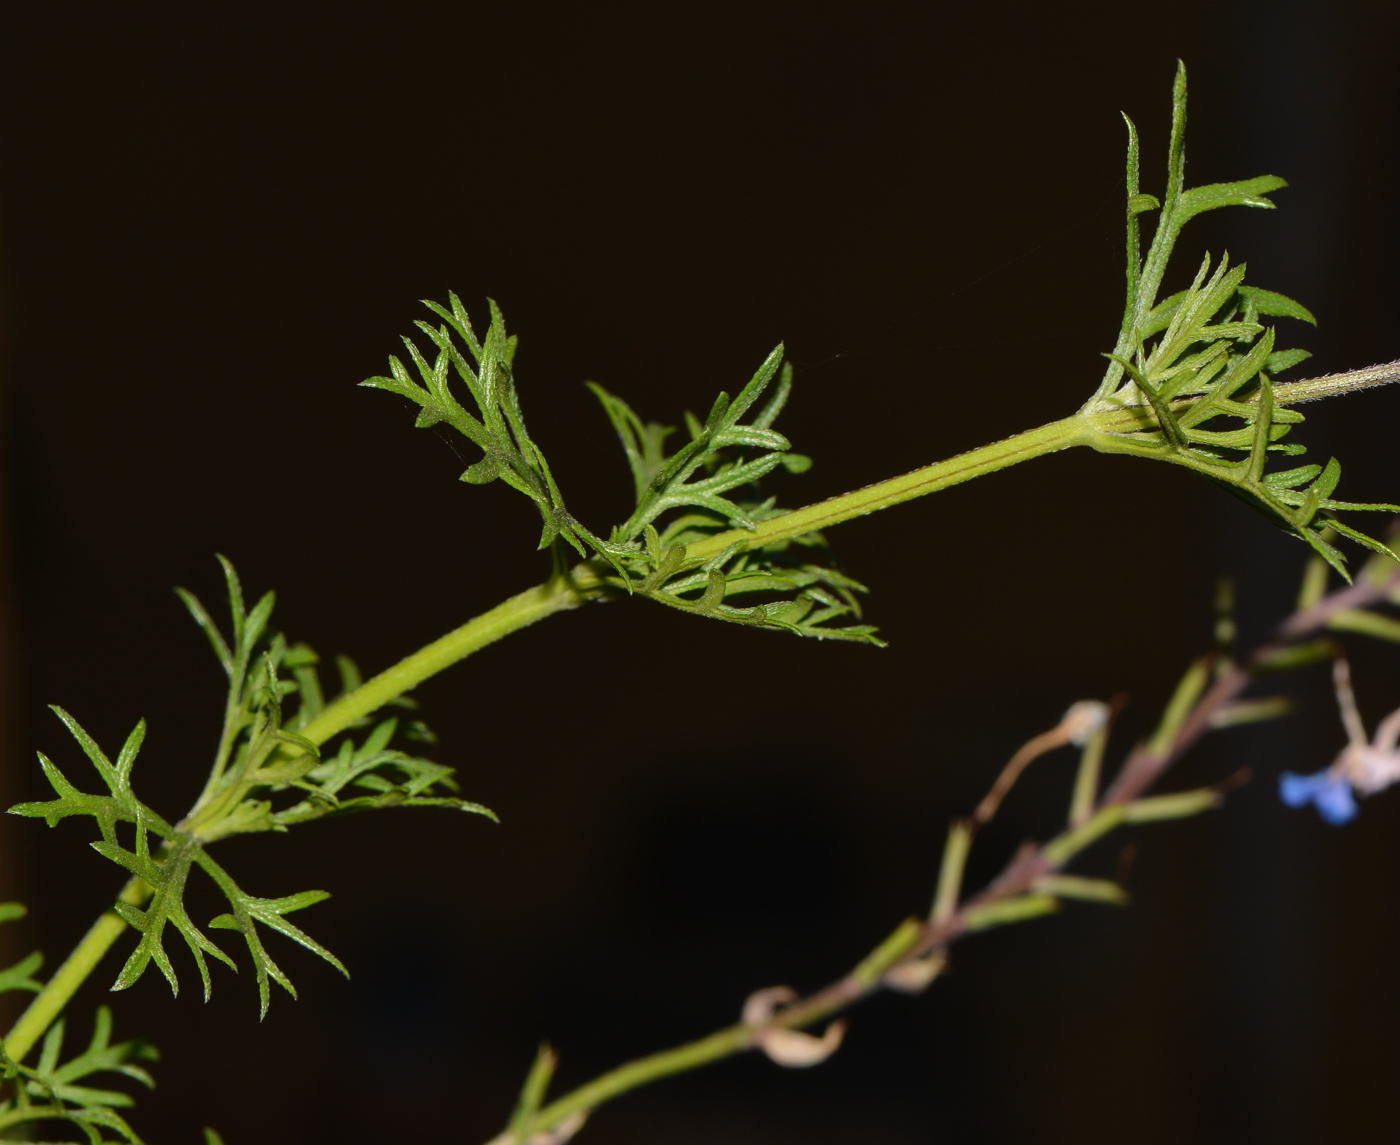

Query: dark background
<box><xmin>1</xmin><ymin>4</ymin><xmax>1399</xmax><ymax>1142</ymax></box>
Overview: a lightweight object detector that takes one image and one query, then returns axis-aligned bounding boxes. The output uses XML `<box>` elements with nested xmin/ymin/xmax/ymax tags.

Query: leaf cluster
<box><xmin>8</xmin><ymin>705</ymin><xmax>337</xmax><ymax>1017</ymax></box>
<box><xmin>8</xmin><ymin>558</ymin><xmax>493</xmax><ymax>1016</ymax></box>
<box><xmin>178</xmin><ymin>559</ymin><xmax>492</xmax><ymax>838</ymax></box>
<box><xmin>589</xmin><ymin>346</ymin><xmax>808</xmax><ymax>540</ymax></box>
<box><xmin>1084</xmin><ymin>62</ymin><xmax>1397</xmax><ymax>578</ymax></box>
<box><xmin>586</xmin><ymin>358</ymin><xmax>879</xmax><ymax>643</ymax></box>
<box><xmin>368</xmin><ymin>305</ymin><xmax>880</xmax><ymax>642</ymax></box>
<box><xmin>0</xmin><ymin>1006</ymin><xmax>156</xmax><ymax>1143</ymax></box>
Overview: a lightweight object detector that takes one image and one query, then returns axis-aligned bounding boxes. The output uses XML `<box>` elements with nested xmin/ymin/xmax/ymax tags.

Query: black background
<box><xmin>2</xmin><ymin>4</ymin><xmax>1400</xmax><ymax>1143</ymax></box>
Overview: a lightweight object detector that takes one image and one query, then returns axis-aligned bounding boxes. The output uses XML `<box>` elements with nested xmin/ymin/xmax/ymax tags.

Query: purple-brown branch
<box><xmin>498</xmin><ymin>562</ymin><xmax>1400</xmax><ymax>1145</ymax></box>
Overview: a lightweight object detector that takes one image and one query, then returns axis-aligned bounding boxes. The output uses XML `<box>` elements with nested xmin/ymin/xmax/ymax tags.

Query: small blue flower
<box><xmin>1279</xmin><ymin>769</ymin><xmax>1358</xmax><ymax>825</ymax></box>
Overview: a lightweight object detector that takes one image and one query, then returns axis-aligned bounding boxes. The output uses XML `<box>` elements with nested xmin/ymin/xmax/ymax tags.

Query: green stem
<box><xmin>5</xmin><ymin>364</ymin><xmax>1388</xmax><ymax>1069</ymax></box>
<box><xmin>2</xmin><ymin>877</ymin><xmax>149</xmax><ymax>1062</ymax></box>
<box><xmin>505</xmin><ymin>931</ymin><xmax>917</xmax><ymax>1141</ymax></box>
<box><xmin>493</xmin><ymin>916</ymin><xmax>927</xmax><ymax>1143</ymax></box>
<box><xmin>297</xmin><ymin>571</ymin><xmax>602</xmax><ymax>747</ymax></box>
<box><xmin>683</xmin><ymin>415</ymin><xmax>1093</xmax><ymax>562</ymax></box>
<box><xmin>671</xmin><ymin>359</ymin><xmax>1400</xmax><ymax>567</ymax></box>
<box><xmin>517</xmin><ymin>1025</ymin><xmax>754</xmax><ymax>1139</ymax></box>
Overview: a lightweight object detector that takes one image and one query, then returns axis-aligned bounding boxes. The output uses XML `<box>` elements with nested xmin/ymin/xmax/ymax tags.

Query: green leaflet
<box><xmin>596</xmin><ymin>347</ymin><xmax>793</xmax><ymax>539</ymax></box>
<box><xmin>362</xmin><ymin>294</ymin><xmax>600</xmax><ymax>557</ymax></box>
<box><xmin>0</xmin><ymin>953</ymin><xmax>42</xmax><ymax>998</ymax></box>
<box><xmin>9</xmin><ymin>711</ymin><xmax>171</xmax><ymax>846</ymax></box>
<box><xmin>0</xmin><ymin>1007</ymin><xmax>156</xmax><ymax>1144</ymax></box>
<box><xmin>0</xmin><ymin>904</ymin><xmax>42</xmax><ymax>996</ymax></box>
<box><xmin>1031</xmin><ymin>876</ymin><xmax>1129</xmax><ymax>906</ymax></box>
<box><xmin>271</xmin><ymin>715</ymin><xmax>497</xmax><ymax>828</ymax></box>
<box><xmin>98</xmin><ymin>833</ymin><xmax>236</xmax><ymax>1002</ymax></box>
<box><xmin>201</xmin><ymin>852</ymin><xmax>347</xmax><ymax>1021</ymax></box>
<box><xmin>1080</xmin><ymin>62</ymin><xmax>1396</xmax><ymax>579</ymax></box>
<box><xmin>1329</xmin><ymin>608</ymin><xmax>1400</xmax><ymax>644</ymax></box>
<box><xmin>1263</xmin><ymin>348</ymin><xmax>1312</xmax><ymax>374</ymax></box>
<box><xmin>508</xmin><ymin>1043</ymin><xmax>560</xmax><ymax>1140</ymax></box>
<box><xmin>963</xmin><ymin>894</ymin><xmax>1060</xmax><ymax>930</ymax></box>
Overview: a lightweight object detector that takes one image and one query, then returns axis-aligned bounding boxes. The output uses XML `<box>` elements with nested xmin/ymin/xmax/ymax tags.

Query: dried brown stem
<box><xmin>971</xmin><ymin>726</ymin><xmax>1076</xmax><ymax>828</ymax></box>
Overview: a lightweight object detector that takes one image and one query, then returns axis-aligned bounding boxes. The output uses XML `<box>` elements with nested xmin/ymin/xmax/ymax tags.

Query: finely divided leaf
<box><xmin>1</xmin><ymin>1006</ymin><xmax>157</xmax><ymax>1144</ymax></box>
<box><xmin>1080</xmin><ymin>62</ymin><xmax>1394</xmax><ymax>578</ymax></box>
<box><xmin>95</xmin><ymin>836</ymin><xmax>235</xmax><ymax>1002</ymax></box>
<box><xmin>198</xmin><ymin>849</ymin><xmax>346</xmax><ymax>1019</ymax></box>
<box><xmin>0</xmin><ymin>904</ymin><xmax>42</xmax><ymax>995</ymax></box>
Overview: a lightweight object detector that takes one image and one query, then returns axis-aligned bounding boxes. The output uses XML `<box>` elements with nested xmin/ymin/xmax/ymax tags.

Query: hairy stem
<box><xmin>296</xmin><ymin>571</ymin><xmax>603</xmax><ymax>747</ymax></box>
<box><xmin>2</xmin><ymin>877</ymin><xmax>149</xmax><ymax>1062</ymax></box>
<box><xmin>4</xmin><ymin>360</ymin><xmax>1392</xmax><ymax>1066</ymax></box>
<box><xmin>683</xmin><ymin>415</ymin><xmax>1092</xmax><ymax>561</ymax></box>
<box><xmin>636</xmin><ymin>358</ymin><xmax>1400</xmax><ymax>565</ymax></box>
